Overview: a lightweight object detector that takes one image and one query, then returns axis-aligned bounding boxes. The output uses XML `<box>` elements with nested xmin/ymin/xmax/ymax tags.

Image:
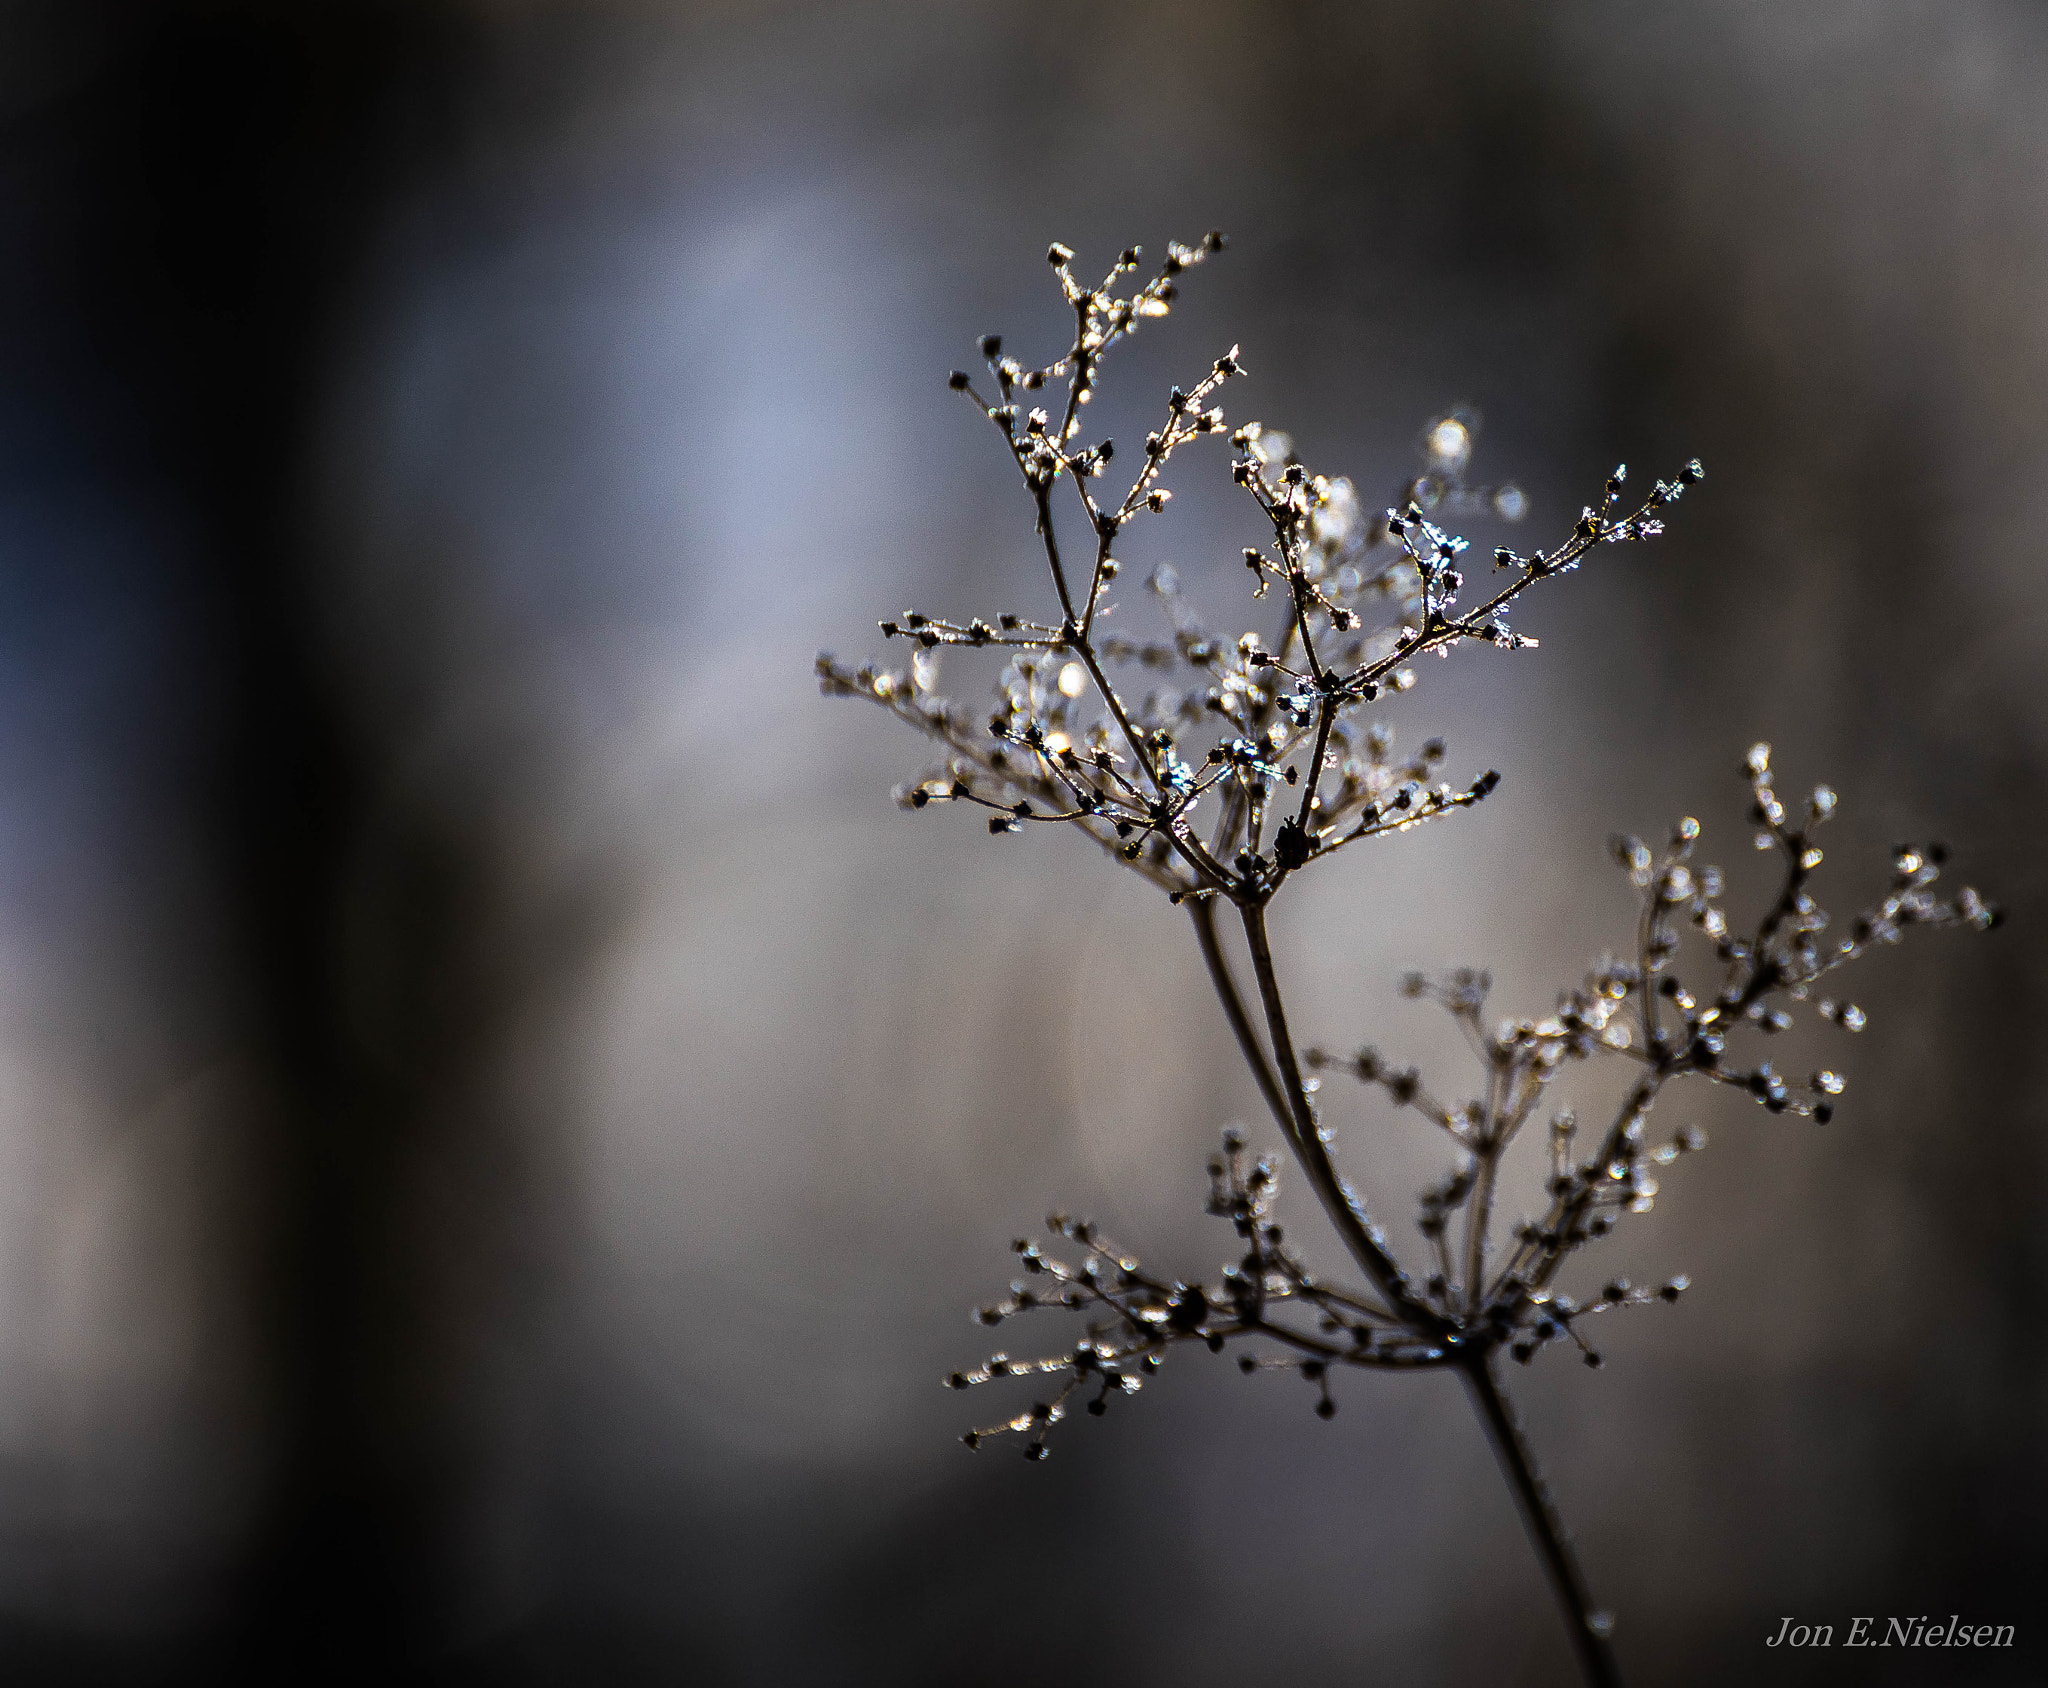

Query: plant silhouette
<box><xmin>820</xmin><ymin>235</ymin><xmax>1998</xmax><ymax>1686</ymax></box>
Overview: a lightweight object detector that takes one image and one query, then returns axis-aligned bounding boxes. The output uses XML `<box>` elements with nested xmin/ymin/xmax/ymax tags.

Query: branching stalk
<box><xmin>833</xmin><ymin>232</ymin><xmax>1998</xmax><ymax>1688</ymax></box>
<box><xmin>1237</xmin><ymin>902</ymin><xmax>1448</xmax><ymax>1339</ymax></box>
<box><xmin>1187</xmin><ymin>896</ymin><xmax>1290</xmax><ymax>1137</ymax></box>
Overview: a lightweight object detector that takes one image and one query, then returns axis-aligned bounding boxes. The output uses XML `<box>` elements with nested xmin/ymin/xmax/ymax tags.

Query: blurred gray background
<box><xmin>0</xmin><ymin>1</ymin><xmax>2041</xmax><ymax>1682</ymax></box>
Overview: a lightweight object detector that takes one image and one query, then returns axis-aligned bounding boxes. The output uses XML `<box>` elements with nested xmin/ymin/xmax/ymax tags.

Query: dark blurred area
<box><xmin>0</xmin><ymin>1</ymin><xmax>2040</xmax><ymax>1683</ymax></box>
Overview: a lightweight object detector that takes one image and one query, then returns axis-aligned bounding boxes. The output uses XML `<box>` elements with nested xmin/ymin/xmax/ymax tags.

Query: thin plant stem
<box><xmin>1461</xmin><ymin>1350</ymin><xmax>1623</xmax><ymax>1688</ymax></box>
<box><xmin>1217</xmin><ymin>902</ymin><xmax>1621</xmax><ymax>1687</ymax></box>
<box><xmin>1236</xmin><ymin>901</ymin><xmax>1448</xmax><ymax>1338</ymax></box>
<box><xmin>1187</xmin><ymin>896</ymin><xmax>1290</xmax><ymax>1138</ymax></box>
<box><xmin>1465</xmin><ymin>1144</ymin><xmax>1501</xmax><ymax>1314</ymax></box>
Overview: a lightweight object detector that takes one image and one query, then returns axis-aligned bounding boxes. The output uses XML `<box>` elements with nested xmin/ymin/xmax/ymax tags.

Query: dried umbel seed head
<box><xmin>837</xmin><ymin>234</ymin><xmax>1994</xmax><ymax>1686</ymax></box>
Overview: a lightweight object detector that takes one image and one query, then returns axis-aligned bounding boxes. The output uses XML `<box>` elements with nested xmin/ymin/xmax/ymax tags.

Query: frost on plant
<box><xmin>820</xmin><ymin>235</ymin><xmax>1679</xmax><ymax>897</ymax></box>
<box><xmin>820</xmin><ymin>235</ymin><xmax>1997</xmax><ymax>1685</ymax></box>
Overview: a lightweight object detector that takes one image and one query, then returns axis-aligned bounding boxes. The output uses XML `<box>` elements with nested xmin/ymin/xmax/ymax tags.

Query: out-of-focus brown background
<box><xmin>0</xmin><ymin>2</ymin><xmax>2041</xmax><ymax>1682</ymax></box>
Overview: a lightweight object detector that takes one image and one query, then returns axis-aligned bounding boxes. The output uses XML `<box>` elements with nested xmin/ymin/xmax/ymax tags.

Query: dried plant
<box><xmin>817</xmin><ymin>235</ymin><xmax>1999</xmax><ymax>1686</ymax></box>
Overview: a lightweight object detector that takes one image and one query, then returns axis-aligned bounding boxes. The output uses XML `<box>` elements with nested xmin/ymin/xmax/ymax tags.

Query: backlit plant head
<box><xmin>823</xmin><ymin>236</ymin><xmax>1998</xmax><ymax>1687</ymax></box>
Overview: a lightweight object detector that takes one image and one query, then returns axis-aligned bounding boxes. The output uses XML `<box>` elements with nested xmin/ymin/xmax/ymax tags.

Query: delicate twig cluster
<box><xmin>952</xmin><ymin>749</ymin><xmax>1998</xmax><ymax>1452</ymax></box>
<box><xmin>950</xmin><ymin>1130</ymin><xmax>1456</xmax><ymax>1459</ymax></box>
<box><xmin>817</xmin><ymin>232</ymin><xmax>1698</xmax><ymax>905</ymax></box>
<box><xmin>828</xmin><ymin>234</ymin><xmax>1998</xmax><ymax>1683</ymax></box>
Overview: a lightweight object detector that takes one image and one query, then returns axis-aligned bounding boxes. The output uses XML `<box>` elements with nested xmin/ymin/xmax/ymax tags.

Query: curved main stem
<box><xmin>1189</xmin><ymin>898</ymin><xmax>1623</xmax><ymax>1688</ymax></box>
<box><xmin>1187</xmin><ymin>898</ymin><xmax>1290</xmax><ymax>1136</ymax></box>
<box><xmin>1237</xmin><ymin>902</ymin><xmax>1445</xmax><ymax>1336</ymax></box>
<box><xmin>1462</xmin><ymin>1353</ymin><xmax>1623</xmax><ymax>1688</ymax></box>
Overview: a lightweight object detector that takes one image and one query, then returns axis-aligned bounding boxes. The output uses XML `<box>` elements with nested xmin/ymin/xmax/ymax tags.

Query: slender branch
<box><xmin>1031</xmin><ymin>480</ymin><xmax>1081</xmax><ymax>630</ymax></box>
<box><xmin>1024</xmin><ymin>482</ymin><xmax>1229</xmax><ymax>891</ymax></box>
<box><xmin>1461</xmin><ymin>1351</ymin><xmax>1624</xmax><ymax>1688</ymax></box>
<box><xmin>1238</xmin><ymin>902</ymin><xmax>1448</xmax><ymax>1337</ymax></box>
<box><xmin>1465</xmin><ymin>1139</ymin><xmax>1501</xmax><ymax>1314</ymax></box>
<box><xmin>1637</xmin><ymin>893</ymin><xmax>1663</xmax><ymax>1050</ymax></box>
<box><xmin>1292</xmin><ymin>695</ymin><xmax>1337</xmax><ymax>838</ymax></box>
<box><xmin>1188</xmin><ymin>897</ymin><xmax>1292</xmax><ymax>1139</ymax></box>
<box><xmin>1056</xmin><ymin>294</ymin><xmax>1091</xmax><ymax>444</ymax></box>
<box><xmin>1528</xmin><ymin>1073</ymin><xmax>1667</xmax><ymax>1293</ymax></box>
